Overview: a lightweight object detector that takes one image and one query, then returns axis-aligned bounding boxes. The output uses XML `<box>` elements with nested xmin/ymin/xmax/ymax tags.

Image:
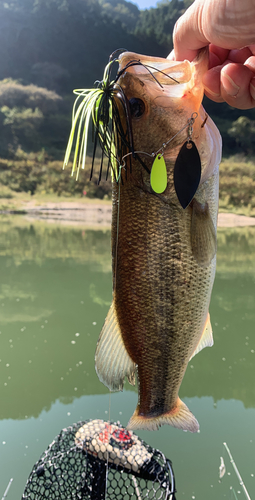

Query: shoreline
<box><xmin>1</xmin><ymin>201</ymin><xmax>255</xmax><ymax>227</ymax></box>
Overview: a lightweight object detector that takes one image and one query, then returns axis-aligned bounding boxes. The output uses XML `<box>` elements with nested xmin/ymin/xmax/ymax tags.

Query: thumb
<box><xmin>173</xmin><ymin>2</ymin><xmax>209</xmax><ymax>62</ymax></box>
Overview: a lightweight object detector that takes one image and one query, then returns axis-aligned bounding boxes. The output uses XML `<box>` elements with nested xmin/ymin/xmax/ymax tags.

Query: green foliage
<box><xmin>228</xmin><ymin>116</ymin><xmax>255</xmax><ymax>155</ymax></box>
<box><xmin>0</xmin><ymin>151</ymin><xmax>112</xmax><ymax>198</ymax></box>
<box><xmin>0</xmin><ymin>0</ymin><xmax>162</xmax><ymax>95</ymax></box>
<box><xmin>203</xmin><ymin>97</ymin><xmax>255</xmax><ymax>156</ymax></box>
<box><xmin>0</xmin><ymin>79</ymin><xmax>62</xmax><ymax>112</ymax></box>
<box><xmin>1</xmin><ymin>106</ymin><xmax>43</xmax><ymax>126</ymax></box>
<box><xmin>0</xmin><ymin>184</ymin><xmax>13</xmax><ymax>198</ymax></box>
<box><xmin>219</xmin><ymin>157</ymin><xmax>255</xmax><ymax>215</ymax></box>
<box><xmin>1</xmin><ymin>152</ymin><xmax>255</xmax><ymax>217</ymax></box>
<box><xmin>30</xmin><ymin>62</ymin><xmax>70</xmax><ymax>92</ymax></box>
<box><xmin>99</xmin><ymin>0</ymin><xmax>139</xmax><ymax>30</ymax></box>
<box><xmin>0</xmin><ymin>79</ymin><xmax>69</xmax><ymax>156</ymax></box>
<box><xmin>217</xmin><ymin>227</ymin><xmax>255</xmax><ymax>275</ymax></box>
<box><xmin>0</xmin><ymin>153</ymin><xmax>47</xmax><ymax>195</ymax></box>
<box><xmin>134</xmin><ymin>0</ymin><xmax>186</xmax><ymax>52</ymax></box>
<box><xmin>0</xmin><ymin>0</ymin><xmax>254</xmax><ymax>163</ymax></box>
<box><xmin>0</xmin><ymin>105</ymin><xmax>44</xmax><ymax>155</ymax></box>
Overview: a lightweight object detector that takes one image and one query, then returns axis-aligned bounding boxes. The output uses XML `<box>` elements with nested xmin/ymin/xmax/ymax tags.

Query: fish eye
<box><xmin>129</xmin><ymin>98</ymin><xmax>145</xmax><ymax>118</ymax></box>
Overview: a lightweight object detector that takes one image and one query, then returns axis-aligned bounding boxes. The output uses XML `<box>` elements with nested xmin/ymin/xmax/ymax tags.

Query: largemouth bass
<box><xmin>95</xmin><ymin>49</ymin><xmax>222</xmax><ymax>432</ymax></box>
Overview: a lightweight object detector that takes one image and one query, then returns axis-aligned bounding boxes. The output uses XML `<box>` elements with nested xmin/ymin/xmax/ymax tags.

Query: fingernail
<box><xmin>221</xmin><ymin>71</ymin><xmax>240</xmax><ymax>97</ymax></box>
<box><xmin>203</xmin><ymin>85</ymin><xmax>221</xmax><ymax>98</ymax></box>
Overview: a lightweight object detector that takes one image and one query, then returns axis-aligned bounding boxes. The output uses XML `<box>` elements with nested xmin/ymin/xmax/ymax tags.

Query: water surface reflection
<box><xmin>0</xmin><ymin>217</ymin><xmax>254</xmax><ymax>499</ymax></box>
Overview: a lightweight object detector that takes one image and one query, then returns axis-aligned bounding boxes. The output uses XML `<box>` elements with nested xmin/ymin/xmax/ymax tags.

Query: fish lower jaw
<box><xmin>126</xmin><ymin>398</ymin><xmax>199</xmax><ymax>433</ymax></box>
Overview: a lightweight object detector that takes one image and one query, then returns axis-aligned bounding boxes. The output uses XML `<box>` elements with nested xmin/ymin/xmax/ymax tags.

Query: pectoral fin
<box><xmin>190</xmin><ymin>312</ymin><xmax>213</xmax><ymax>361</ymax></box>
<box><xmin>95</xmin><ymin>301</ymin><xmax>136</xmax><ymax>391</ymax></box>
<box><xmin>191</xmin><ymin>199</ymin><xmax>217</xmax><ymax>267</ymax></box>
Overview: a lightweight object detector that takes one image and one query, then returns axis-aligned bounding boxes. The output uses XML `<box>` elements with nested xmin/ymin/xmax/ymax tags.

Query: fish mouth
<box><xmin>113</xmin><ymin>49</ymin><xmax>217</xmax><ymax>188</ymax></box>
<box><xmin>116</xmin><ymin>56</ymin><xmax>181</xmax><ymax>87</ymax></box>
<box><xmin>114</xmin><ymin>49</ymin><xmax>205</xmax><ymax>139</ymax></box>
<box><xmin>63</xmin><ymin>48</ymin><xmax>210</xmax><ymax>188</ymax></box>
<box><xmin>116</xmin><ymin>49</ymin><xmax>208</xmax><ymax>99</ymax></box>
<box><xmin>114</xmin><ymin>47</ymin><xmax>209</xmax><ymax>136</ymax></box>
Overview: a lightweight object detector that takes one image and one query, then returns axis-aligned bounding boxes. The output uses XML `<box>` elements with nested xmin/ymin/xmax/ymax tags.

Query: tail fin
<box><xmin>127</xmin><ymin>398</ymin><xmax>199</xmax><ymax>433</ymax></box>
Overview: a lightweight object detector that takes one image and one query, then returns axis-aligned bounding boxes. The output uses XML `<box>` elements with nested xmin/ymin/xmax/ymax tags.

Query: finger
<box><xmin>247</xmin><ymin>44</ymin><xmax>255</xmax><ymax>55</ymax></box>
<box><xmin>244</xmin><ymin>55</ymin><xmax>255</xmax><ymax>72</ymax></box>
<box><xmin>228</xmin><ymin>47</ymin><xmax>253</xmax><ymax>64</ymax></box>
<box><xmin>208</xmin><ymin>45</ymin><xmax>230</xmax><ymax>67</ymax></box>
<box><xmin>202</xmin><ymin>65</ymin><xmax>226</xmax><ymax>101</ymax></box>
<box><xmin>204</xmin><ymin>90</ymin><xmax>224</xmax><ymax>103</ymax></box>
<box><xmin>244</xmin><ymin>56</ymin><xmax>255</xmax><ymax>99</ymax></box>
<box><xmin>251</xmin><ymin>80</ymin><xmax>255</xmax><ymax>101</ymax></box>
<box><xmin>220</xmin><ymin>63</ymin><xmax>255</xmax><ymax>109</ymax></box>
<box><xmin>173</xmin><ymin>4</ymin><xmax>210</xmax><ymax>62</ymax></box>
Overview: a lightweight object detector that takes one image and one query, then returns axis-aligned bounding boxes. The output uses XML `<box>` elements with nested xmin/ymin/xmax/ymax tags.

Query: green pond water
<box><xmin>0</xmin><ymin>216</ymin><xmax>255</xmax><ymax>500</ymax></box>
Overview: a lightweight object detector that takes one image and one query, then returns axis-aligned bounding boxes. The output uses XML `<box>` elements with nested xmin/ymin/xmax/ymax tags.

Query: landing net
<box><xmin>22</xmin><ymin>419</ymin><xmax>176</xmax><ymax>500</ymax></box>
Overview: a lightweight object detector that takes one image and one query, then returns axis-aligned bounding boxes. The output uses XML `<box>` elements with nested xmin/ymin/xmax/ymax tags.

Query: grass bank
<box><xmin>219</xmin><ymin>156</ymin><xmax>255</xmax><ymax>216</ymax></box>
<box><xmin>0</xmin><ymin>154</ymin><xmax>254</xmax><ymax>216</ymax></box>
<box><xmin>0</xmin><ymin>189</ymin><xmax>111</xmax><ymax>212</ymax></box>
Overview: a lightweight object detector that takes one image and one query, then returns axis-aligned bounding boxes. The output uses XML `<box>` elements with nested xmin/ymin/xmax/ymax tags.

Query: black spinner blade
<box><xmin>174</xmin><ymin>140</ymin><xmax>201</xmax><ymax>209</ymax></box>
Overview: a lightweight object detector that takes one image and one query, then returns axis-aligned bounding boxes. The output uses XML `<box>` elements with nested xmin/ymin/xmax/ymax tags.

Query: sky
<box><xmin>131</xmin><ymin>0</ymin><xmax>159</xmax><ymax>10</ymax></box>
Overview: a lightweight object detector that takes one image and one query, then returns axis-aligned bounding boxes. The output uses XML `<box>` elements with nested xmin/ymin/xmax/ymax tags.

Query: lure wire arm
<box><xmin>119</xmin><ymin>112</ymin><xmax>198</xmax><ymax>170</ymax></box>
<box><xmin>115</xmin><ymin>59</ymin><xmax>180</xmax><ymax>87</ymax></box>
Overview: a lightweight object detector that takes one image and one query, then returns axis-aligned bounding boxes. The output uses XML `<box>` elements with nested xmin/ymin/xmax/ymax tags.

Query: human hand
<box><xmin>169</xmin><ymin>0</ymin><xmax>255</xmax><ymax>109</ymax></box>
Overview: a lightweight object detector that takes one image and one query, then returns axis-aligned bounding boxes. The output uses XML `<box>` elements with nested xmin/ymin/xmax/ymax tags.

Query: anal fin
<box><xmin>190</xmin><ymin>312</ymin><xmax>213</xmax><ymax>361</ymax></box>
<box><xmin>95</xmin><ymin>301</ymin><xmax>136</xmax><ymax>391</ymax></box>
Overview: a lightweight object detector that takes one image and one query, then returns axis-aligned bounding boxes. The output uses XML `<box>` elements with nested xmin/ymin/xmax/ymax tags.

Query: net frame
<box><xmin>22</xmin><ymin>420</ymin><xmax>176</xmax><ymax>500</ymax></box>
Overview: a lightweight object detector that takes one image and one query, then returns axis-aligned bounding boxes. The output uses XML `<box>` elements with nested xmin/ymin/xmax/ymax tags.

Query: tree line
<box><xmin>0</xmin><ymin>0</ymin><xmax>254</xmax><ymax>162</ymax></box>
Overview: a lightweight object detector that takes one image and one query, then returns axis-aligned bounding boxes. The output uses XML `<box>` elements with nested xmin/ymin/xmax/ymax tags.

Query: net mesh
<box><xmin>22</xmin><ymin>419</ymin><xmax>176</xmax><ymax>500</ymax></box>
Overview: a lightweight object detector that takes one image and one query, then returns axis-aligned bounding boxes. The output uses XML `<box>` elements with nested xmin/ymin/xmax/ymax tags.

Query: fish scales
<box><xmin>95</xmin><ymin>49</ymin><xmax>222</xmax><ymax>432</ymax></box>
<box><xmin>113</xmin><ymin>174</ymin><xmax>216</xmax><ymax>417</ymax></box>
